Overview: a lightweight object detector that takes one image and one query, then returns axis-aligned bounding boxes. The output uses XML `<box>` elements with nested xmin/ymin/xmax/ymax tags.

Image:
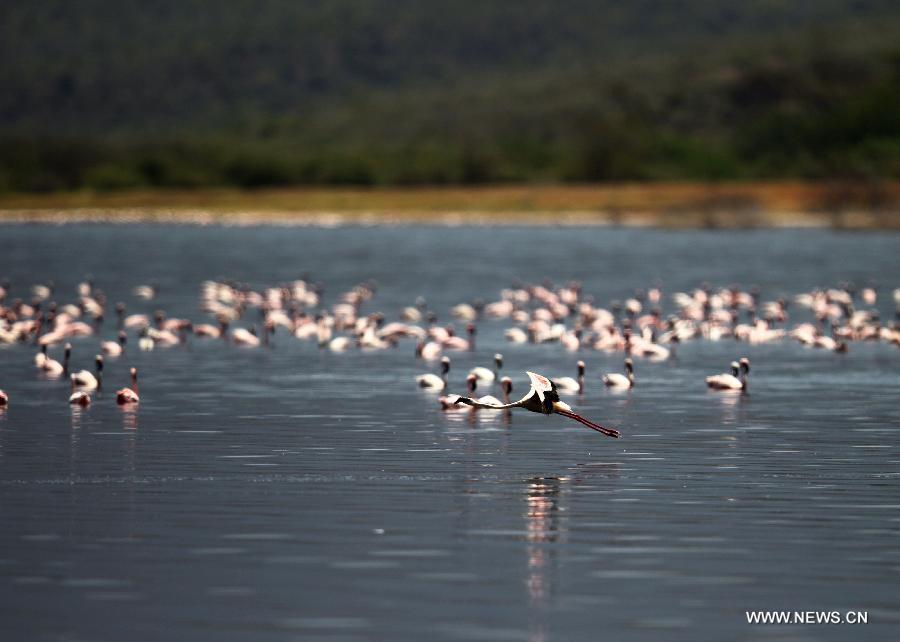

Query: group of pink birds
<box><xmin>0</xmin><ymin>276</ymin><xmax>896</xmax><ymax>426</ymax></box>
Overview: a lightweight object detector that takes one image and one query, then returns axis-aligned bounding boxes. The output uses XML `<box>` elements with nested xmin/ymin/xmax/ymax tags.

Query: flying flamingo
<box><xmin>417</xmin><ymin>356</ymin><xmax>450</xmax><ymax>390</ymax></box>
<box><xmin>452</xmin><ymin>371</ymin><xmax>620</xmax><ymax>437</ymax></box>
<box><xmin>68</xmin><ymin>375</ymin><xmax>91</xmax><ymax>406</ymax></box>
<box><xmin>603</xmin><ymin>358</ymin><xmax>634</xmax><ymax>388</ymax></box>
<box><xmin>553</xmin><ymin>360</ymin><xmax>585</xmax><ymax>393</ymax></box>
<box><xmin>116</xmin><ymin>367</ymin><xmax>140</xmax><ymax>404</ymax></box>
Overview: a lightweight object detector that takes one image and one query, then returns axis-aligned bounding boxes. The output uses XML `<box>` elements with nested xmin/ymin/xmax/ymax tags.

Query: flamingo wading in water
<box><xmin>453</xmin><ymin>371</ymin><xmax>620</xmax><ymax>438</ymax></box>
<box><xmin>603</xmin><ymin>358</ymin><xmax>634</xmax><ymax>388</ymax></box>
<box><xmin>553</xmin><ymin>360</ymin><xmax>585</xmax><ymax>393</ymax></box>
<box><xmin>470</xmin><ymin>353</ymin><xmax>503</xmax><ymax>383</ymax></box>
<box><xmin>116</xmin><ymin>367</ymin><xmax>140</xmax><ymax>404</ymax></box>
<box><xmin>417</xmin><ymin>356</ymin><xmax>450</xmax><ymax>390</ymax></box>
<box><xmin>72</xmin><ymin>355</ymin><xmax>103</xmax><ymax>391</ymax></box>
<box><xmin>706</xmin><ymin>358</ymin><xmax>750</xmax><ymax>391</ymax></box>
<box><xmin>68</xmin><ymin>375</ymin><xmax>91</xmax><ymax>406</ymax></box>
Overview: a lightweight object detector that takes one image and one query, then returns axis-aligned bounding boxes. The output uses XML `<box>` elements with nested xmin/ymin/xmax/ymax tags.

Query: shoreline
<box><xmin>1</xmin><ymin>208</ymin><xmax>895</xmax><ymax>229</ymax></box>
<box><xmin>1</xmin><ymin>182</ymin><xmax>899</xmax><ymax>229</ymax></box>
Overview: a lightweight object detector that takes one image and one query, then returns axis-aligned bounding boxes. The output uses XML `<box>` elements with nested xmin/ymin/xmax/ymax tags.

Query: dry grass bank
<box><xmin>1</xmin><ymin>181</ymin><xmax>898</xmax><ymax>228</ymax></box>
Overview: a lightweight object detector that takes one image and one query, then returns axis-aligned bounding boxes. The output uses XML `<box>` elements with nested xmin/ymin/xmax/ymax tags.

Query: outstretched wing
<box><xmin>526</xmin><ymin>371</ymin><xmax>556</xmax><ymax>404</ymax></box>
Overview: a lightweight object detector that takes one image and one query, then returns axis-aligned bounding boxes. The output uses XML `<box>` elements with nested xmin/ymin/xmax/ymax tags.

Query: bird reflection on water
<box><xmin>120</xmin><ymin>407</ymin><xmax>139</xmax><ymax>474</ymax></box>
<box><xmin>524</xmin><ymin>476</ymin><xmax>567</xmax><ymax>642</ymax></box>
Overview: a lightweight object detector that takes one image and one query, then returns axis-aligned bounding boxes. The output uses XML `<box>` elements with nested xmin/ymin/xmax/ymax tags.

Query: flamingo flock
<box><xmin>0</xmin><ymin>276</ymin><xmax>897</xmax><ymax>437</ymax></box>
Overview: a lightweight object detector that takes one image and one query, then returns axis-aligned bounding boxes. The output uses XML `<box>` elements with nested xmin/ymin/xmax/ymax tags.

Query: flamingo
<box><xmin>470</xmin><ymin>353</ymin><xmax>503</xmax><ymax>382</ymax></box>
<box><xmin>232</xmin><ymin>327</ymin><xmax>261</xmax><ymax>347</ymax></box>
<box><xmin>706</xmin><ymin>358</ymin><xmax>749</xmax><ymax>391</ymax></box>
<box><xmin>138</xmin><ymin>328</ymin><xmax>155</xmax><ymax>351</ymax></box>
<box><xmin>441</xmin><ymin>374</ymin><xmax>503</xmax><ymax>411</ymax></box>
<box><xmin>603</xmin><ymin>358</ymin><xmax>634</xmax><ymax>388</ymax></box>
<box><xmin>505</xmin><ymin>328</ymin><xmax>528</xmax><ymax>344</ymax></box>
<box><xmin>553</xmin><ymin>360</ymin><xmax>585</xmax><ymax>393</ymax></box>
<box><xmin>416</xmin><ymin>356</ymin><xmax>450</xmax><ymax>390</ymax></box>
<box><xmin>68</xmin><ymin>375</ymin><xmax>91</xmax><ymax>406</ymax></box>
<box><xmin>116</xmin><ymin>367</ymin><xmax>140</xmax><ymax>404</ymax></box>
<box><xmin>442</xmin><ymin>324</ymin><xmax>476</xmax><ymax>351</ymax></box>
<box><xmin>72</xmin><ymin>355</ymin><xmax>103</xmax><ymax>391</ymax></box>
<box><xmin>43</xmin><ymin>344</ymin><xmax>71</xmax><ymax>377</ymax></box>
<box><xmin>124</xmin><ymin>314</ymin><xmax>150</xmax><ymax>329</ymax></box>
<box><xmin>439</xmin><ymin>374</ymin><xmax>477</xmax><ymax>410</ymax></box>
<box><xmin>34</xmin><ymin>344</ymin><xmax>48</xmax><ymax>368</ymax></box>
<box><xmin>560</xmin><ymin>327</ymin><xmax>582</xmax><ymax>351</ymax></box>
<box><xmin>401</xmin><ymin>306</ymin><xmax>422</xmax><ymax>322</ymax></box>
<box><xmin>0</xmin><ymin>389</ymin><xmax>8</xmax><ymax>406</ymax></box>
<box><xmin>416</xmin><ymin>340</ymin><xmax>442</xmax><ymax>360</ymax></box>
<box><xmin>32</xmin><ymin>283</ymin><xmax>52</xmax><ymax>301</ymax></box>
<box><xmin>101</xmin><ymin>331</ymin><xmax>126</xmax><ymax>356</ymax></box>
<box><xmin>133</xmin><ymin>284</ymin><xmax>157</xmax><ymax>300</ymax></box>
<box><xmin>452</xmin><ymin>371</ymin><xmax>619</xmax><ymax>437</ymax></box>
<box><xmin>452</xmin><ymin>303</ymin><xmax>478</xmax><ymax>321</ymax></box>
<box><xmin>310</xmin><ymin>317</ymin><xmax>333</xmax><ymax>346</ymax></box>
<box><xmin>148</xmin><ymin>326</ymin><xmax>181</xmax><ymax>347</ymax></box>
<box><xmin>705</xmin><ymin>361</ymin><xmax>740</xmax><ymax>389</ymax></box>
<box><xmin>329</xmin><ymin>336</ymin><xmax>352</xmax><ymax>352</ymax></box>
<box><xmin>194</xmin><ymin>321</ymin><xmax>224</xmax><ymax>338</ymax></box>
<box><xmin>470</xmin><ymin>375</ymin><xmax>504</xmax><ymax>408</ymax></box>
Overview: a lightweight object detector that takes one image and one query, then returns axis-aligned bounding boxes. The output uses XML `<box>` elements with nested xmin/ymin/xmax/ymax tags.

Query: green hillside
<box><xmin>2</xmin><ymin>1</ymin><xmax>900</xmax><ymax>190</ymax></box>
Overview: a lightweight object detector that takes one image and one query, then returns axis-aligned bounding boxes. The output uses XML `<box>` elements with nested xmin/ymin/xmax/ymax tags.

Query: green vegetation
<box><xmin>2</xmin><ymin>1</ymin><xmax>900</xmax><ymax>191</ymax></box>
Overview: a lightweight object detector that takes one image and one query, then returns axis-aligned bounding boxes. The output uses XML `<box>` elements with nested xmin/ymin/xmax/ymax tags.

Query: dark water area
<box><xmin>1</xmin><ymin>225</ymin><xmax>898</xmax><ymax>641</ymax></box>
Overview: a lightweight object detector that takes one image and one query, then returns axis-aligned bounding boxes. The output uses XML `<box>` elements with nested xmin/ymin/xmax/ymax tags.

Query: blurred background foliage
<box><xmin>1</xmin><ymin>0</ymin><xmax>900</xmax><ymax>191</ymax></box>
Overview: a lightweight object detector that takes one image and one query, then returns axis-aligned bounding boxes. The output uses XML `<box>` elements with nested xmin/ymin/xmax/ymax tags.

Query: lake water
<box><xmin>1</xmin><ymin>224</ymin><xmax>898</xmax><ymax>641</ymax></box>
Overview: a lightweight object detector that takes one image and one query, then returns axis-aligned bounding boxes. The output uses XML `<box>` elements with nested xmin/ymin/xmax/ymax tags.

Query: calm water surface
<box><xmin>1</xmin><ymin>225</ymin><xmax>899</xmax><ymax>641</ymax></box>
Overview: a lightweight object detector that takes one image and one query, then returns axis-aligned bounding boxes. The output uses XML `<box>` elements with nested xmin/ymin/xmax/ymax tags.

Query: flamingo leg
<box><xmin>555</xmin><ymin>408</ymin><xmax>620</xmax><ymax>438</ymax></box>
